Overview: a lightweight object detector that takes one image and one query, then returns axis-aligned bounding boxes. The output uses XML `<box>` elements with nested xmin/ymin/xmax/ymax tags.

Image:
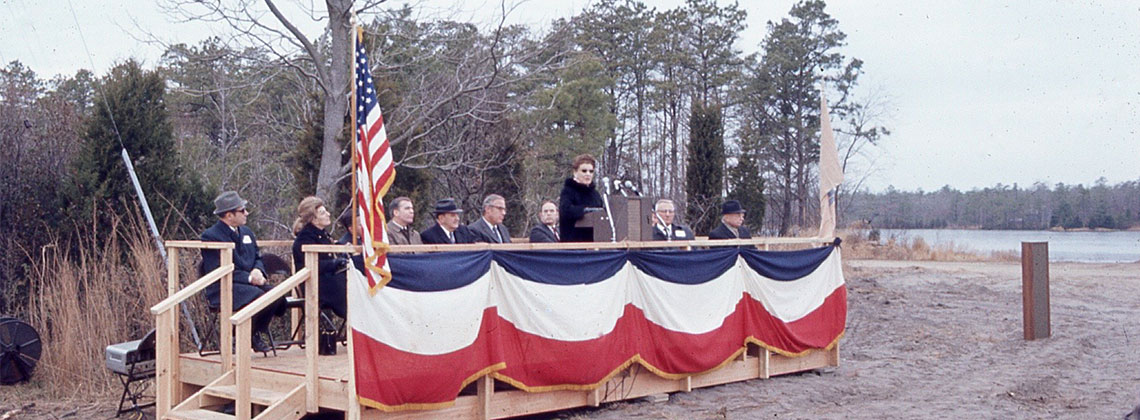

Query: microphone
<box><xmin>602</xmin><ymin>176</ymin><xmax>612</xmax><ymax>195</ymax></box>
<box><xmin>624</xmin><ymin>180</ymin><xmax>640</xmax><ymax>197</ymax></box>
<box><xmin>614</xmin><ymin>179</ymin><xmax>627</xmax><ymax>197</ymax></box>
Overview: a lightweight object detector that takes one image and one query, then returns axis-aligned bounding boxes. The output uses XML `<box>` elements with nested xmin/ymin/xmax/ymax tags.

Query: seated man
<box><xmin>420</xmin><ymin>198</ymin><xmax>477</xmax><ymax>244</ymax></box>
<box><xmin>650</xmin><ymin>199</ymin><xmax>694</xmax><ymax>241</ymax></box>
<box><xmin>468</xmin><ymin>194</ymin><xmax>511</xmax><ymax>243</ymax></box>
<box><xmin>200</xmin><ymin>191</ymin><xmax>286</xmax><ymax>352</ymax></box>
<box><xmin>529</xmin><ymin>200</ymin><xmax>560</xmax><ymax>243</ymax></box>
<box><xmin>708</xmin><ymin>200</ymin><xmax>752</xmax><ymax>240</ymax></box>
<box><xmin>386</xmin><ymin>196</ymin><xmax>423</xmax><ymax>245</ymax></box>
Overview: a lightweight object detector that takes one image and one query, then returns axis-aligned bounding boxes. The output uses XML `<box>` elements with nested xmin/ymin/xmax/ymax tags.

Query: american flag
<box><xmin>354</xmin><ymin>31</ymin><xmax>395</xmax><ymax>293</ymax></box>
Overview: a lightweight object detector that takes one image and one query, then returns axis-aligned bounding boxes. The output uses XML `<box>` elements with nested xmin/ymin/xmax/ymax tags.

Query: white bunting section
<box><xmin>349</xmin><ymin>249</ymin><xmax>845</xmax><ymax>355</ymax></box>
<box><xmin>632</xmin><ymin>263</ymin><xmax>747</xmax><ymax>335</ymax></box>
<box><xmin>492</xmin><ymin>262</ymin><xmax>632</xmax><ymax>342</ymax></box>
<box><xmin>348</xmin><ymin>268</ymin><xmax>491</xmax><ymax>355</ymax></box>
<box><xmin>744</xmin><ymin>249</ymin><xmax>845</xmax><ymax>322</ymax></box>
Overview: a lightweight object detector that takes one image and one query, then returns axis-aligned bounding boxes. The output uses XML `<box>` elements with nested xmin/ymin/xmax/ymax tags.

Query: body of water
<box><xmin>877</xmin><ymin>229</ymin><xmax>1140</xmax><ymax>263</ymax></box>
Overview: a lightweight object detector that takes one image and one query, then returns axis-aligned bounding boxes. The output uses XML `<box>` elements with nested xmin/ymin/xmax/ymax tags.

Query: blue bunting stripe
<box><xmin>386</xmin><ymin>246</ymin><xmax>836</xmax><ymax>291</ymax></box>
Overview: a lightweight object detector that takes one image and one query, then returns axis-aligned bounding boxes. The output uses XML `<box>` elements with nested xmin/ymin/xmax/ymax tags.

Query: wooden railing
<box><xmin>151</xmin><ymin>241</ymin><xmax>235</xmax><ymax>417</ymax></box>
<box><xmin>229</xmin><ymin>266</ymin><xmax>313</xmax><ymax>419</ymax></box>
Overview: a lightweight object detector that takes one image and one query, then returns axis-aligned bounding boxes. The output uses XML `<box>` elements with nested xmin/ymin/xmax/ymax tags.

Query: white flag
<box><xmin>818</xmin><ymin>91</ymin><xmax>844</xmax><ymax>238</ymax></box>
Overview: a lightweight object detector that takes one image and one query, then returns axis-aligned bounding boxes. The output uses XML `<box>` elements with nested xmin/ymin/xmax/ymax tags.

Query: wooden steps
<box><xmin>163</xmin><ymin>380</ymin><xmax>306</xmax><ymax>420</ymax></box>
<box><xmin>164</xmin><ymin>408</ymin><xmax>235</xmax><ymax>420</ymax></box>
<box><xmin>205</xmin><ymin>385</ymin><xmax>287</xmax><ymax>407</ymax></box>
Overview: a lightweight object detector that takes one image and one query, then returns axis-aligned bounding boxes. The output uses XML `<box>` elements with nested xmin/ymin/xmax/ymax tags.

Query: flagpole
<box><xmin>347</xmin><ymin>18</ymin><xmax>362</xmax><ymax>420</ymax></box>
<box><xmin>350</xmin><ymin>26</ymin><xmax>360</xmax><ymax>247</ymax></box>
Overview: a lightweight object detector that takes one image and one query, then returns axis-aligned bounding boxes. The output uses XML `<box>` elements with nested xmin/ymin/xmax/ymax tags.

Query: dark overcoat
<box><xmin>200</xmin><ymin>220</ymin><xmax>270</xmax><ymax>310</ymax></box>
<box><xmin>708</xmin><ymin>223</ymin><xmax>752</xmax><ymax>240</ymax></box>
<box><xmin>292</xmin><ymin>223</ymin><xmax>348</xmax><ymax>318</ymax></box>
<box><xmin>558</xmin><ymin>178</ymin><xmax>604</xmax><ymax>242</ymax></box>
<box><xmin>651</xmin><ymin>223</ymin><xmax>695</xmax><ymax>241</ymax></box>
<box><xmin>420</xmin><ymin>223</ymin><xmax>478</xmax><ymax>244</ymax></box>
<box><xmin>528</xmin><ymin>224</ymin><xmax>559</xmax><ymax>243</ymax></box>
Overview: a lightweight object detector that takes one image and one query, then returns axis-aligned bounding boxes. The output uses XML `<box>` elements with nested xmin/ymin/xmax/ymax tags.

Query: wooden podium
<box><xmin>575</xmin><ymin>196</ymin><xmax>657</xmax><ymax>242</ymax></box>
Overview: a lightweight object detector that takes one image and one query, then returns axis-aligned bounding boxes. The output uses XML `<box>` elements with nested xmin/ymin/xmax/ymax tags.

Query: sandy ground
<box><xmin>555</xmin><ymin>259</ymin><xmax>1140</xmax><ymax>420</ymax></box>
<box><xmin>4</xmin><ymin>259</ymin><xmax>1139</xmax><ymax>419</ymax></box>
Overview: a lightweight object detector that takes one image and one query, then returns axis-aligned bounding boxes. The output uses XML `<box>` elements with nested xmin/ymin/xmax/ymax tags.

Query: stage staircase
<box><xmin>163</xmin><ymin>371</ymin><xmax>307</xmax><ymax>420</ymax></box>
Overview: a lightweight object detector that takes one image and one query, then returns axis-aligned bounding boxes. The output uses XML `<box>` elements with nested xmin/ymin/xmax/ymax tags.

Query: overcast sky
<box><xmin>3</xmin><ymin>0</ymin><xmax>1138</xmax><ymax>192</ymax></box>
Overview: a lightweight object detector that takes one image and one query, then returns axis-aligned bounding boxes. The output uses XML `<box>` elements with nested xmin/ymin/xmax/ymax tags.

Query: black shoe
<box><xmin>251</xmin><ymin>333</ymin><xmax>272</xmax><ymax>353</ymax></box>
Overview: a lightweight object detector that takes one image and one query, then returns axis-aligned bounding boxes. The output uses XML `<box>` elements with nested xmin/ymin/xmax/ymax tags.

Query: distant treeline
<box><xmin>842</xmin><ymin>179</ymin><xmax>1140</xmax><ymax>230</ymax></box>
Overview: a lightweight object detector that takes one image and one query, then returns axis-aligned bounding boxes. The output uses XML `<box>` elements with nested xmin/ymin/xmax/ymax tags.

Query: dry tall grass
<box><xmin>839</xmin><ymin>227</ymin><xmax>1015</xmax><ymax>261</ymax></box>
<box><xmin>17</xmin><ymin>217</ymin><xmax>167</xmax><ymax>399</ymax></box>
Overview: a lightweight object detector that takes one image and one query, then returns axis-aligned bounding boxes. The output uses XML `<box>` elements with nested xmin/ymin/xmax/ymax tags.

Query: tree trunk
<box><xmin>314</xmin><ymin>1</ymin><xmax>352</xmax><ymax>199</ymax></box>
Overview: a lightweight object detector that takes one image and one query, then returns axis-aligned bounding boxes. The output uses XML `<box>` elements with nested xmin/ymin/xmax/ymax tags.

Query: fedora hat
<box><xmin>213</xmin><ymin>191</ymin><xmax>248</xmax><ymax>215</ymax></box>
<box><xmin>721</xmin><ymin>200</ymin><xmax>746</xmax><ymax>215</ymax></box>
<box><xmin>432</xmin><ymin>198</ymin><xmax>464</xmax><ymax>215</ymax></box>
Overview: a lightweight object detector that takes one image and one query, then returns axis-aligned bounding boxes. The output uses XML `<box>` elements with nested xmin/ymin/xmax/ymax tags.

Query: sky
<box><xmin>2</xmin><ymin>0</ymin><xmax>1138</xmax><ymax>193</ymax></box>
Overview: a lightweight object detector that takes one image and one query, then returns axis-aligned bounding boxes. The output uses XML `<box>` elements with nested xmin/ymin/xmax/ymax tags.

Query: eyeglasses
<box><xmin>490</xmin><ymin>205</ymin><xmax>506</xmax><ymax>211</ymax></box>
<box><xmin>578</xmin><ymin>169</ymin><xmax>594</xmax><ymax>173</ymax></box>
<box><xmin>236</xmin><ymin>208</ymin><xmax>248</xmax><ymax>214</ymax></box>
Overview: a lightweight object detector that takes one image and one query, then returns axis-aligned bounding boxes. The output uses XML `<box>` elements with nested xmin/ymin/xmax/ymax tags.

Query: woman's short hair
<box><xmin>572</xmin><ymin>154</ymin><xmax>596</xmax><ymax>171</ymax></box>
<box><xmin>292</xmin><ymin>196</ymin><xmax>326</xmax><ymax>235</ymax></box>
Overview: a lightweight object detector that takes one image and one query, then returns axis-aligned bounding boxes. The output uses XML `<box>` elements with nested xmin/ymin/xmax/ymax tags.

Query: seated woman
<box><xmin>291</xmin><ymin>196</ymin><xmax>348</xmax><ymax>319</ymax></box>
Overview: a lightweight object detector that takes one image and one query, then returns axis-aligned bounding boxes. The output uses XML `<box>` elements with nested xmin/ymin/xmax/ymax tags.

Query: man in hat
<box><xmin>650</xmin><ymin>199</ymin><xmax>694</xmax><ymax>241</ymax></box>
<box><xmin>708</xmin><ymin>200</ymin><xmax>752</xmax><ymax>240</ymax></box>
<box><xmin>386</xmin><ymin>196</ymin><xmax>423</xmax><ymax>245</ymax></box>
<box><xmin>200</xmin><ymin>191</ymin><xmax>286</xmax><ymax>352</ymax></box>
<box><xmin>420</xmin><ymin>198</ymin><xmax>477</xmax><ymax>244</ymax></box>
<box><xmin>468</xmin><ymin>194</ymin><xmax>512</xmax><ymax>244</ymax></box>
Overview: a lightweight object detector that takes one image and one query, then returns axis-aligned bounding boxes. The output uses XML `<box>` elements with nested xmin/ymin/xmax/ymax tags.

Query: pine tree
<box><xmin>684</xmin><ymin>102</ymin><xmax>725</xmax><ymax>234</ymax></box>
<box><xmin>70</xmin><ymin>60</ymin><xmax>211</xmax><ymax>237</ymax></box>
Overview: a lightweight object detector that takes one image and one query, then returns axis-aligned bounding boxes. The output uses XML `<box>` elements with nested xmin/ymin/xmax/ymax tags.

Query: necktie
<box><xmin>494</xmin><ymin>225</ymin><xmax>503</xmax><ymax>243</ymax></box>
<box><xmin>403</xmin><ymin>227</ymin><xmax>412</xmax><ymax>243</ymax></box>
<box><xmin>551</xmin><ymin>226</ymin><xmax>559</xmax><ymax>241</ymax></box>
<box><xmin>447</xmin><ymin>230</ymin><xmax>454</xmax><ymax>244</ymax></box>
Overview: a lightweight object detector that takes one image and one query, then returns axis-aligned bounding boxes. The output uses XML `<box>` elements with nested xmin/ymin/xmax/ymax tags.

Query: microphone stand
<box><xmin>601</xmin><ymin>177</ymin><xmax>617</xmax><ymax>243</ymax></box>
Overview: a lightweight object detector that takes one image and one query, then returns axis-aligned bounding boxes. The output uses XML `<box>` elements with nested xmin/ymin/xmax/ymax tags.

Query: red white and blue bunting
<box><xmin>348</xmin><ymin>245</ymin><xmax>847</xmax><ymax>411</ymax></box>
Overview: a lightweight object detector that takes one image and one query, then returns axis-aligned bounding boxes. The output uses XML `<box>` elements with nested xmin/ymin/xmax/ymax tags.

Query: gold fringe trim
<box><xmin>354</xmin><ymin>330</ymin><xmax>847</xmax><ymax>410</ymax></box>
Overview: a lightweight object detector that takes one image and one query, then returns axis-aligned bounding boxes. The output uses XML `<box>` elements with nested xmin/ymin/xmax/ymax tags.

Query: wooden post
<box><xmin>165</xmin><ymin>247</ymin><xmax>182</xmax><ymax>403</ymax></box>
<box><xmin>476</xmin><ymin>375</ymin><xmax>493</xmax><ymax>420</ymax></box>
<box><xmin>221</xmin><ymin>250</ymin><xmax>234</xmax><ymax>370</ymax></box>
<box><xmin>305</xmin><ymin>251</ymin><xmax>320</xmax><ymax>413</ymax></box>
<box><xmin>155</xmin><ymin>310</ymin><xmax>174</xmax><ymax>417</ymax></box>
<box><xmin>1021</xmin><ymin>241</ymin><xmax>1050</xmax><ymax>340</ymax></box>
<box><xmin>347</xmin><ymin>299</ymin><xmax>361</xmax><ymax>420</ymax></box>
<box><xmin>235</xmin><ymin>321</ymin><xmax>252</xmax><ymax>420</ymax></box>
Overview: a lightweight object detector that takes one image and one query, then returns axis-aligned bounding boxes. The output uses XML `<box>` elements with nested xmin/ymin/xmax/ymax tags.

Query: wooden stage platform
<box><xmin>176</xmin><ymin>342</ymin><xmax>839</xmax><ymax>419</ymax></box>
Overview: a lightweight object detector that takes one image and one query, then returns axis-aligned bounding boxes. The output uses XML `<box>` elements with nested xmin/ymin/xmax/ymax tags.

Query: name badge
<box><xmin>674</xmin><ymin>229</ymin><xmax>687</xmax><ymax>238</ymax></box>
<box><xmin>242</xmin><ymin>235</ymin><xmax>252</xmax><ymax>244</ymax></box>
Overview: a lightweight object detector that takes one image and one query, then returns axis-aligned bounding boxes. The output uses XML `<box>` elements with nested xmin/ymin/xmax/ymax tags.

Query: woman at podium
<box><xmin>558</xmin><ymin>153</ymin><xmax>604</xmax><ymax>242</ymax></box>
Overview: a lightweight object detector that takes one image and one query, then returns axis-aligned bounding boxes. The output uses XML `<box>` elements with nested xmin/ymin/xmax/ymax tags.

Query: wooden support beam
<box><xmin>165</xmin><ymin>247</ymin><xmax>183</xmax><ymax>404</ymax></box>
<box><xmin>347</xmin><ymin>305</ymin><xmax>361</xmax><ymax>420</ymax></box>
<box><xmin>476</xmin><ymin>375</ymin><xmax>493</xmax><ymax>420</ymax></box>
<box><xmin>305</xmin><ymin>250</ymin><xmax>320</xmax><ymax>413</ymax></box>
<box><xmin>759</xmin><ymin>348</ymin><xmax>770</xmax><ymax>379</ymax></box>
<box><xmin>155</xmin><ymin>310</ymin><xmax>174</xmax><ymax>417</ymax></box>
<box><xmin>220</xmin><ymin>250</ymin><xmax>234</xmax><ymax>371</ymax></box>
<box><xmin>586</xmin><ymin>388</ymin><xmax>601</xmax><ymax>407</ymax></box>
<box><xmin>235</xmin><ymin>322</ymin><xmax>252</xmax><ymax>420</ymax></box>
<box><xmin>1021</xmin><ymin>241</ymin><xmax>1050</xmax><ymax>340</ymax></box>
